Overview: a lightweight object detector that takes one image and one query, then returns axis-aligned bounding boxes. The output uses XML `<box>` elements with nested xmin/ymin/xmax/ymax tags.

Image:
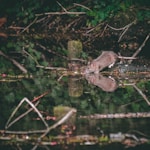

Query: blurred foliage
<box><xmin>0</xmin><ymin>0</ymin><xmax>150</xmax><ymax>130</ymax></box>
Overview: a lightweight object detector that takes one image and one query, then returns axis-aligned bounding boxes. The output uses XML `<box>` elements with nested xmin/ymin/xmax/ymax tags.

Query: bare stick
<box><xmin>100</xmin><ymin>23</ymin><xmax>108</xmax><ymax>37</ymax></box>
<box><xmin>38</xmin><ymin>108</ymin><xmax>77</xmax><ymax>140</ymax></box>
<box><xmin>36</xmin><ymin>65</ymin><xmax>67</xmax><ymax>70</ymax></box>
<box><xmin>120</xmin><ymin>99</ymin><xmax>142</xmax><ymax>108</ymax></box>
<box><xmin>128</xmin><ymin>33</ymin><xmax>150</xmax><ymax>63</ymax></box>
<box><xmin>57</xmin><ymin>1</ymin><xmax>67</xmax><ymax>12</ymax></box>
<box><xmin>118</xmin><ymin>26</ymin><xmax>129</xmax><ymax>42</ymax></box>
<box><xmin>107</xmin><ymin>20</ymin><xmax>136</xmax><ymax>31</ymax></box>
<box><xmin>132</xmin><ymin>84</ymin><xmax>150</xmax><ymax>106</ymax></box>
<box><xmin>118</xmin><ymin>55</ymin><xmax>137</xmax><ymax>60</ymax></box>
<box><xmin>107</xmin><ymin>24</ymin><xmax>126</xmax><ymax>31</ymax></box>
<box><xmin>20</xmin><ymin>17</ymin><xmax>38</xmax><ymax>33</ymax></box>
<box><xmin>22</xmin><ymin>49</ymin><xmax>40</xmax><ymax>66</ymax></box>
<box><xmin>118</xmin><ymin>20</ymin><xmax>136</xmax><ymax>42</ymax></box>
<box><xmin>5</xmin><ymin>97</ymin><xmax>48</xmax><ymax>129</ymax></box>
<box><xmin>35</xmin><ymin>11</ymin><xmax>86</xmax><ymax>17</ymax></box>
<box><xmin>73</xmin><ymin>3</ymin><xmax>91</xmax><ymax>11</ymax></box>
<box><xmin>57</xmin><ymin>74</ymin><xmax>66</xmax><ymax>82</ymax></box>
<box><xmin>0</xmin><ymin>50</ymin><xmax>27</xmax><ymax>73</ymax></box>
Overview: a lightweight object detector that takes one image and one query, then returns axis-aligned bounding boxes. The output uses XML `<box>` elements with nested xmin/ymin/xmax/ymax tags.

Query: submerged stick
<box><xmin>5</xmin><ymin>101</ymin><xmax>40</xmax><ymax>130</ymax></box>
<box><xmin>79</xmin><ymin>112</ymin><xmax>150</xmax><ymax>119</ymax></box>
<box><xmin>5</xmin><ymin>97</ymin><xmax>48</xmax><ymax>129</ymax></box>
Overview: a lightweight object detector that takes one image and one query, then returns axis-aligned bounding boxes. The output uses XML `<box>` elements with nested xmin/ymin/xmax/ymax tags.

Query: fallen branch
<box><xmin>35</xmin><ymin>11</ymin><xmax>86</xmax><ymax>17</ymax></box>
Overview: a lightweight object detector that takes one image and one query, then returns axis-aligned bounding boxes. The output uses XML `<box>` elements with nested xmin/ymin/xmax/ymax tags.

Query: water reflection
<box><xmin>85</xmin><ymin>74</ymin><xmax>117</xmax><ymax>92</ymax></box>
<box><xmin>0</xmin><ymin>63</ymin><xmax>150</xmax><ymax>149</ymax></box>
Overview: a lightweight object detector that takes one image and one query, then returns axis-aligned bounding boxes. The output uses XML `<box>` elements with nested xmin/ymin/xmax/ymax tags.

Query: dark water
<box><xmin>1</xmin><ymin>142</ymin><xmax>150</xmax><ymax>150</ymax></box>
<box><xmin>0</xmin><ymin>72</ymin><xmax>150</xmax><ymax>149</ymax></box>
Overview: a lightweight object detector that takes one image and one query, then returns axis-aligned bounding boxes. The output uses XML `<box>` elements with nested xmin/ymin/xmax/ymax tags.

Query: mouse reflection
<box><xmin>85</xmin><ymin>74</ymin><xmax>118</xmax><ymax>92</ymax></box>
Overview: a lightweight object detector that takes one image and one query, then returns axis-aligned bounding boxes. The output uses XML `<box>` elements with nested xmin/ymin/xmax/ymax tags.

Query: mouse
<box><xmin>85</xmin><ymin>51</ymin><xmax>118</xmax><ymax>74</ymax></box>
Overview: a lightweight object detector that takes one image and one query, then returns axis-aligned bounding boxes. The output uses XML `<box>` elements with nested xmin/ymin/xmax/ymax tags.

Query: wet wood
<box><xmin>79</xmin><ymin>112</ymin><xmax>150</xmax><ymax>119</ymax></box>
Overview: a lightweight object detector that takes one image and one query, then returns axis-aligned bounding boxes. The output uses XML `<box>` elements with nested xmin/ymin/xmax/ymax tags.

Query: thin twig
<box><xmin>36</xmin><ymin>65</ymin><xmax>67</xmax><ymax>70</ymax></box>
<box><xmin>20</xmin><ymin>17</ymin><xmax>38</xmax><ymax>33</ymax></box>
<box><xmin>73</xmin><ymin>3</ymin><xmax>91</xmax><ymax>11</ymax></box>
<box><xmin>69</xmin><ymin>58</ymin><xmax>87</xmax><ymax>62</ymax></box>
<box><xmin>57</xmin><ymin>74</ymin><xmax>66</xmax><ymax>82</ymax></box>
<box><xmin>56</xmin><ymin>1</ymin><xmax>67</xmax><ymax>12</ymax></box>
<box><xmin>120</xmin><ymin>99</ymin><xmax>142</xmax><ymax>108</ymax></box>
<box><xmin>132</xmin><ymin>84</ymin><xmax>150</xmax><ymax>106</ymax></box>
<box><xmin>118</xmin><ymin>55</ymin><xmax>137</xmax><ymax>60</ymax></box>
<box><xmin>22</xmin><ymin>49</ymin><xmax>40</xmax><ymax>66</ymax></box>
<box><xmin>118</xmin><ymin>26</ymin><xmax>129</xmax><ymax>42</ymax></box>
<box><xmin>118</xmin><ymin>20</ymin><xmax>136</xmax><ymax>42</ymax></box>
<box><xmin>107</xmin><ymin>20</ymin><xmax>136</xmax><ymax>31</ymax></box>
<box><xmin>0</xmin><ymin>50</ymin><xmax>28</xmax><ymax>73</ymax></box>
<box><xmin>100</xmin><ymin>23</ymin><xmax>108</xmax><ymax>37</ymax></box>
<box><xmin>128</xmin><ymin>33</ymin><xmax>150</xmax><ymax>63</ymax></box>
<box><xmin>32</xmin><ymin>91</ymin><xmax>50</xmax><ymax>103</ymax></box>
